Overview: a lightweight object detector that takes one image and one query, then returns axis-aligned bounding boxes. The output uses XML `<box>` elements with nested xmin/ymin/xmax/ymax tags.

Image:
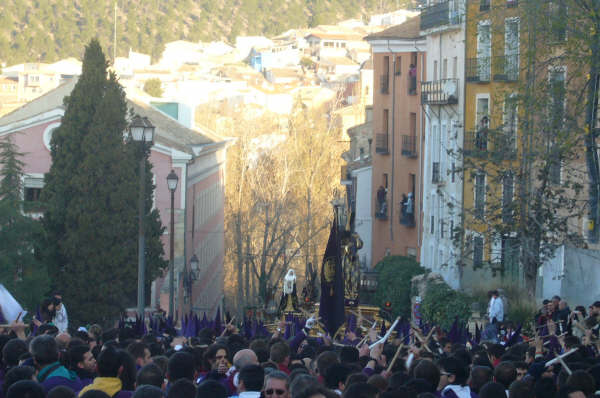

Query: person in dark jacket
<box><xmin>31</xmin><ymin>335</ymin><xmax>83</xmax><ymax>394</ymax></box>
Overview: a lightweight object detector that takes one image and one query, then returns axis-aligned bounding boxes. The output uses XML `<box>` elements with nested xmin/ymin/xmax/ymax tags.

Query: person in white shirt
<box><xmin>52</xmin><ymin>294</ymin><xmax>68</xmax><ymax>333</ymax></box>
<box><xmin>488</xmin><ymin>290</ymin><xmax>504</xmax><ymax>324</ymax></box>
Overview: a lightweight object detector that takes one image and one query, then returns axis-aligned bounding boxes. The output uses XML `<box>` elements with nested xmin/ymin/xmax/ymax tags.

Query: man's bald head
<box><xmin>233</xmin><ymin>349</ymin><xmax>258</xmax><ymax>369</ymax></box>
<box><xmin>55</xmin><ymin>333</ymin><xmax>71</xmax><ymax>350</ymax></box>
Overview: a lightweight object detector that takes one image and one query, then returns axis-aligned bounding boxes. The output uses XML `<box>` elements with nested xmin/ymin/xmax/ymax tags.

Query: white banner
<box><xmin>0</xmin><ymin>284</ymin><xmax>26</xmax><ymax>323</ymax></box>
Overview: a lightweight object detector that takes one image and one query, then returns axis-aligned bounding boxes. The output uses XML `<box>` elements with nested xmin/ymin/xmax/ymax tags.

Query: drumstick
<box><xmin>386</xmin><ymin>343</ymin><xmax>404</xmax><ymax>372</ymax></box>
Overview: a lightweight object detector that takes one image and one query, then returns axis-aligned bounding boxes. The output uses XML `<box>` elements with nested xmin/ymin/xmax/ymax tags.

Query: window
<box><xmin>381</xmin><ymin>56</ymin><xmax>390</xmax><ymax>94</ymax></box>
<box><xmin>383</xmin><ymin>109</ymin><xmax>389</xmax><ymax>134</ymax></box>
<box><xmin>477</xmin><ymin>22</ymin><xmax>492</xmax><ymax>81</ymax></box>
<box><xmin>549</xmin><ymin>0</ymin><xmax>567</xmax><ymax>42</ymax></box>
<box><xmin>452</xmin><ymin>57</ymin><xmax>458</xmax><ymax>78</ymax></box>
<box><xmin>440</xmin><ymin>218</ymin><xmax>445</xmax><ymax>238</ymax></box>
<box><xmin>501</xmin><ymin>236</ymin><xmax>520</xmax><ymax>279</ymax></box>
<box><xmin>383</xmin><ymin>173</ymin><xmax>388</xmax><ymax>188</ymax></box>
<box><xmin>450</xmin><ymin>219</ymin><xmax>455</xmax><ymax>240</ymax></box>
<box><xmin>502</xmin><ymin>172</ymin><xmax>514</xmax><ymax>223</ymax></box>
<box><xmin>505</xmin><ymin>19</ymin><xmax>520</xmax><ymax>81</ymax></box>
<box><xmin>442</xmin><ymin>58</ymin><xmax>448</xmax><ymax>79</ymax></box>
<box><xmin>431</xmin><ymin>215</ymin><xmax>435</xmax><ymax>234</ymax></box>
<box><xmin>433</xmin><ymin>60</ymin><xmax>438</xmax><ymax>80</ymax></box>
<box><xmin>473</xmin><ymin>236</ymin><xmax>484</xmax><ymax>267</ymax></box>
<box><xmin>395</xmin><ymin>56</ymin><xmax>402</xmax><ymax>75</ymax></box>
<box><xmin>476</xmin><ymin>97</ymin><xmax>490</xmax><ymax>129</ymax></box>
<box><xmin>383</xmin><ymin>56</ymin><xmax>390</xmax><ymax>76</ymax></box>
<box><xmin>550</xmin><ymin>70</ymin><xmax>566</xmax><ymax>132</ymax></box>
<box><xmin>503</xmin><ymin>94</ymin><xmax>518</xmax><ymax>150</ymax></box>
<box><xmin>24</xmin><ymin>187</ymin><xmax>42</xmax><ymax>202</ymax></box>
<box><xmin>475</xmin><ymin>173</ymin><xmax>486</xmax><ymax>219</ymax></box>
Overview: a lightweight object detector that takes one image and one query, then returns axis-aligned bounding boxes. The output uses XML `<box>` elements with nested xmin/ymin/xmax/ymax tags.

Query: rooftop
<box><xmin>365</xmin><ymin>16</ymin><xmax>423</xmax><ymax>40</ymax></box>
<box><xmin>0</xmin><ymin>77</ymin><xmax>221</xmax><ymax>154</ymax></box>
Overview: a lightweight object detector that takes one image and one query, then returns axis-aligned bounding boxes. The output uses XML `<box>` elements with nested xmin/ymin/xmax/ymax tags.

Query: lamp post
<box><xmin>167</xmin><ymin>169</ymin><xmax>178</xmax><ymax>317</ymax></box>
<box><xmin>130</xmin><ymin>115</ymin><xmax>154</xmax><ymax>321</ymax></box>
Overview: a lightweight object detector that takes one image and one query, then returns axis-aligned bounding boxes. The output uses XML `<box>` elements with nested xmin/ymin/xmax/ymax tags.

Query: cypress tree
<box><xmin>0</xmin><ymin>135</ymin><xmax>49</xmax><ymax>311</ymax></box>
<box><xmin>42</xmin><ymin>39</ymin><xmax>166</xmax><ymax>325</ymax></box>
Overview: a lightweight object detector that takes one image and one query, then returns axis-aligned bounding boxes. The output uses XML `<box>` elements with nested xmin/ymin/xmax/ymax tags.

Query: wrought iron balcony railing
<box><xmin>421</xmin><ymin>78</ymin><xmax>459</xmax><ymax>105</ymax></box>
<box><xmin>464</xmin><ymin>129</ymin><xmax>517</xmax><ymax>159</ymax></box>
<box><xmin>466</xmin><ymin>57</ymin><xmax>491</xmax><ymax>83</ymax></box>
<box><xmin>492</xmin><ymin>54</ymin><xmax>520</xmax><ymax>82</ymax></box>
<box><xmin>420</xmin><ymin>1</ymin><xmax>462</xmax><ymax>30</ymax></box>
<box><xmin>401</xmin><ymin>135</ymin><xmax>418</xmax><ymax>157</ymax></box>
<box><xmin>375</xmin><ymin>133</ymin><xmax>389</xmax><ymax>154</ymax></box>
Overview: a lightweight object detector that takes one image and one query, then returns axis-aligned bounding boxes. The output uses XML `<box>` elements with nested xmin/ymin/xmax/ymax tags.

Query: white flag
<box><xmin>0</xmin><ymin>284</ymin><xmax>27</xmax><ymax>323</ymax></box>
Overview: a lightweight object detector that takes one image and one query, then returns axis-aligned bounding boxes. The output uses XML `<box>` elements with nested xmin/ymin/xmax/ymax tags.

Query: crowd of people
<box><xmin>1</xmin><ymin>293</ymin><xmax>600</xmax><ymax>398</ymax></box>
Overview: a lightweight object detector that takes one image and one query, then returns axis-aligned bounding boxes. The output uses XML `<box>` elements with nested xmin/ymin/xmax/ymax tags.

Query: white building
<box><xmin>352</xmin><ymin>165</ymin><xmax>373</xmax><ymax>268</ymax></box>
<box><xmin>369</xmin><ymin>9</ymin><xmax>421</xmax><ymax>26</ymax></box>
<box><xmin>305</xmin><ymin>32</ymin><xmax>365</xmax><ymax>59</ymax></box>
<box><xmin>159</xmin><ymin>40</ymin><xmax>204</xmax><ymax>68</ymax></box>
<box><xmin>235</xmin><ymin>36</ymin><xmax>274</xmax><ymax>60</ymax></box>
<box><xmin>419</xmin><ymin>0</ymin><xmax>465</xmax><ymax>289</ymax></box>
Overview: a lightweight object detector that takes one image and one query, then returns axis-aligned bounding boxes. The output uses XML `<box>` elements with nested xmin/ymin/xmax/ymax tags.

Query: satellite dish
<box><xmin>443</xmin><ymin>80</ymin><xmax>457</xmax><ymax>97</ymax></box>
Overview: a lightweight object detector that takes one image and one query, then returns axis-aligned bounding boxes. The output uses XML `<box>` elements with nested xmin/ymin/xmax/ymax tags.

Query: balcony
<box><xmin>400</xmin><ymin>191</ymin><xmax>415</xmax><ymax>226</ymax></box>
<box><xmin>480</xmin><ymin>0</ymin><xmax>490</xmax><ymax>10</ymax></box>
<box><xmin>420</xmin><ymin>1</ymin><xmax>461</xmax><ymax>31</ymax></box>
<box><xmin>375</xmin><ymin>187</ymin><xmax>388</xmax><ymax>220</ymax></box>
<box><xmin>464</xmin><ymin>129</ymin><xmax>517</xmax><ymax>159</ymax></box>
<box><xmin>402</xmin><ymin>135</ymin><xmax>418</xmax><ymax>157</ymax></box>
<box><xmin>408</xmin><ymin>74</ymin><xmax>418</xmax><ymax>95</ymax></box>
<box><xmin>380</xmin><ymin>74</ymin><xmax>389</xmax><ymax>94</ymax></box>
<box><xmin>466</xmin><ymin>57</ymin><xmax>491</xmax><ymax>83</ymax></box>
<box><xmin>375</xmin><ymin>133</ymin><xmax>389</xmax><ymax>154</ymax></box>
<box><xmin>493</xmin><ymin>54</ymin><xmax>520</xmax><ymax>82</ymax></box>
<box><xmin>507</xmin><ymin>0</ymin><xmax>518</xmax><ymax>7</ymax></box>
<box><xmin>421</xmin><ymin>78</ymin><xmax>459</xmax><ymax>105</ymax></box>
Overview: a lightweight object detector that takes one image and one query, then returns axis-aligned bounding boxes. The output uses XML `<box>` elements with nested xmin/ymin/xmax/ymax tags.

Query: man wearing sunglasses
<box><xmin>264</xmin><ymin>371</ymin><xmax>290</xmax><ymax>398</ymax></box>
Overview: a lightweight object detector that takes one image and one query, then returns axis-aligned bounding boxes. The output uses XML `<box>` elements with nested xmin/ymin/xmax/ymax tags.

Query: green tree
<box><xmin>0</xmin><ymin>135</ymin><xmax>49</xmax><ymax>311</ymax></box>
<box><xmin>143</xmin><ymin>78</ymin><xmax>163</xmax><ymax>98</ymax></box>
<box><xmin>370</xmin><ymin>256</ymin><xmax>426</xmax><ymax>318</ymax></box>
<box><xmin>421</xmin><ymin>280</ymin><xmax>471</xmax><ymax>330</ymax></box>
<box><xmin>41</xmin><ymin>39</ymin><xmax>166</xmax><ymax>326</ymax></box>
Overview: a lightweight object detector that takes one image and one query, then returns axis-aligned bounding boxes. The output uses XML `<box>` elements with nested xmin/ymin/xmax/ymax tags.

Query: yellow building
<box><xmin>461</xmin><ymin>0</ymin><xmax>524</xmax><ymax>287</ymax></box>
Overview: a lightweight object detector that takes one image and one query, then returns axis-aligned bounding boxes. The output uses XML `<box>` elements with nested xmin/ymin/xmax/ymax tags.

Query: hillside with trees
<box><xmin>0</xmin><ymin>0</ymin><xmax>401</xmax><ymax>65</ymax></box>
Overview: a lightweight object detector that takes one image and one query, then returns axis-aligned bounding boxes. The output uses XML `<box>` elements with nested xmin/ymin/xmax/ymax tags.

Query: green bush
<box><xmin>370</xmin><ymin>256</ymin><xmax>426</xmax><ymax>318</ymax></box>
<box><xmin>421</xmin><ymin>281</ymin><xmax>472</xmax><ymax>330</ymax></box>
<box><xmin>143</xmin><ymin>78</ymin><xmax>163</xmax><ymax>98</ymax></box>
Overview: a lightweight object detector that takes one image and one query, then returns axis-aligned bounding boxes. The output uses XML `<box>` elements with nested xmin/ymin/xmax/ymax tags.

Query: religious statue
<box><xmin>279</xmin><ymin>269</ymin><xmax>299</xmax><ymax>314</ymax></box>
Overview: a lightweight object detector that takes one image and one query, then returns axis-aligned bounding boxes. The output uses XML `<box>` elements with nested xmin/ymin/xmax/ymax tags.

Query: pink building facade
<box><xmin>0</xmin><ymin>78</ymin><xmax>227</xmax><ymax>318</ymax></box>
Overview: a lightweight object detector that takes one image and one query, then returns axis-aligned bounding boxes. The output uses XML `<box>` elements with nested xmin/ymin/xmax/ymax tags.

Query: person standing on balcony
<box><xmin>409</xmin><ymin>64</ymin><xmax>417</xmax><ymax>94</ymax></box>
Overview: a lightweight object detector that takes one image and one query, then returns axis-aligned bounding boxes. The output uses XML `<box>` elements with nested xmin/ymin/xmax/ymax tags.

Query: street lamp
<box><xmin>167</xmin><ymin>169</ymin><xmax>178</xmax><ymax>317</ymax></box>
<box><xmin>130</xmin><ymin>115</ymin><xmax>154</xmax><ymax>321</ymax></box>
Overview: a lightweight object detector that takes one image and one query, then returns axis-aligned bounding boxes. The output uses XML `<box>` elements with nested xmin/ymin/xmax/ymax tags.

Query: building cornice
<box><xmin>0</xmin><ymin>108</ymin><xmax>64</xmax><ymax>135</ymax></box>
<box><xmin>370</xmin><ymin>39</ymin><xmax>427</xmax><ymax>53</ymax></box>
